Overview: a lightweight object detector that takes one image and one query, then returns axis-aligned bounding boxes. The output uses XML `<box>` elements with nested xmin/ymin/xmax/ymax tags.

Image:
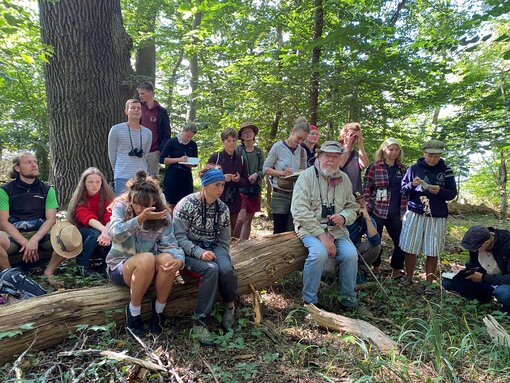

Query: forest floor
<box><xmin>1</xmin><ymin>202</ymin><xmax>510</xmax><ymax>382</ymax></box>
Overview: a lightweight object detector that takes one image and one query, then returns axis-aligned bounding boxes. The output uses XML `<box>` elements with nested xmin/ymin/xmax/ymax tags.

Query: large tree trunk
<box><xmin>186</xmin><ymin>2</ymin><xmax>203</xmax><ymax>123</ymax></box>
<box><xmin>38</xmin><ymin>0</ymin><xmax>133</xmax><ymax>205</ymax></box>
<box><xmin>308</xmin><ymin>0</ymin><xmax>323</xmax><ymax>126</ymax></box>
<box><xmin>134</xmin><ymin>0</ymin><xmax>159</xmax><ymax>85</ymax></box>
<box><xmin>0</xmin><ymin>233</ymin><xmax>306</xmax><ymax>364</ymax></box>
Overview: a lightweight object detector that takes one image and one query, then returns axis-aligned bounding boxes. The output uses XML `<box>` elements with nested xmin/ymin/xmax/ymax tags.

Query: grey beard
<box><xmin>321</xmin><ymin>167</ymin><xmax>337</xmax><ymax>177</ymax></box>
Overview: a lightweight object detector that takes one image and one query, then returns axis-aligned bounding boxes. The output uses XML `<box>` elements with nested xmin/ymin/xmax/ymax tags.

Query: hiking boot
<box><xmin>125</xmin><ymin>304</ymin><xmax>144</xmax><ymax>337</ymax></box>
<box><xmin>221</xmin><ymin>306</ymin><xmax>236</xmax><ymax>330</ymax></box>
<box><xmin>149</xmin><ymin>299</ymin><xmax>166</xmax><ymax>335</ymax></box>
<box><xmin>423</xmin><ymin>284</ymin><xmax>435</xmax><ymax>296</ymax></box>
<box><xmin>399</xmin><ymin>276</ymin><xmax>413</xmax><ymax>287</ymax></box>
<box><xmin>191</xmin><ymin>324</ymin><xmax>215</xmax><ymax>346</ymax></box>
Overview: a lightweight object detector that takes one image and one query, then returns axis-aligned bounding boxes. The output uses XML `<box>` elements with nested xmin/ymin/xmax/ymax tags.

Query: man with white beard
<box><xmin>291</xmin><ymin>141</ymin><xmax>359</xmax><ymax>310</ymax></box>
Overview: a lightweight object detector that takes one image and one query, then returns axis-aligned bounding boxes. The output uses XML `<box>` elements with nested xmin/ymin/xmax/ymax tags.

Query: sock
<box><xmin>129</xmin><ymin>302</ymin><xmax>141</xmax><ymax>317</ymax></box>
<box><xmin>155</xmin><ymin>300</ymin><xmax>166</xmax><ymax>314</ymax></box>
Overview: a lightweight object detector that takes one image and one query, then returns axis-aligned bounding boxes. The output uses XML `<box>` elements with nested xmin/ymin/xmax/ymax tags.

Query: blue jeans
<box><xmin>442</xmin><ymin>278</ymin><xmax>510</xmax><ymax>313</ymax></box>
<box><xmin>114</xmin><ymin>178</ymin><xmax>129</xmax><ymax>195</ymax></box>
<box><xmin>302</xmin><ymin>235</ymin><xmax>358</xmax><ymax>308</ymax></box>
<box><xmin>76</xmin><ymin>228</ymin><xmax>101</xmax><ymax>269</ymax></box>
<box><xmin>184</xmin><ymin>245</ymin><xmax>238</xmax><ymax>322</ymax></box>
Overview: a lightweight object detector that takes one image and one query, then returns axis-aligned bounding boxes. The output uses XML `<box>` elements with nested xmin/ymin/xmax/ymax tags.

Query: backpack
<box><xmin>0</xmin><ymin>268</ymin><xmax>47</xmax><ymax>301</ymax></box>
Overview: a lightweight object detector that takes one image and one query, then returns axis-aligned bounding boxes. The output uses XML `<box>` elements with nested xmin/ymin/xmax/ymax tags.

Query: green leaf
<box><xmin>0</xmin><ymin>322</ymin><xmax>34</xmax><ymax>339</ymax></box>
<box><xmin>20</xmin><ymin>54</ymin><xmax>33</xmax><ymax>64</ymax></box>
<box><xmin>3</xmin><ymin>13</ymin><xmax>22</xmax><ymax>27</ymax></box>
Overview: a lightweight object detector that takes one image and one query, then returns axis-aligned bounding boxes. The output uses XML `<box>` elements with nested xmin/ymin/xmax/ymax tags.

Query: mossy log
<box><xmin>0</xmin><ymin>233</ymin><xmax>306</xmax><ymax>364</ymax></box>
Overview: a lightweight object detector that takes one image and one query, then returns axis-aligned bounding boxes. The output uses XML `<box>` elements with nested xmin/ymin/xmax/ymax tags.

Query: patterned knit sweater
<box><xmin>173</xmin><ymin>192</ymin><xmax>231</xmax><ymax>259</ymax></box>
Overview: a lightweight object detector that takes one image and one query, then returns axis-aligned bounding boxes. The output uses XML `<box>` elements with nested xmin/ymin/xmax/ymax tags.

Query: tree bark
<box><xmin>498</xmin><ymin>150</ymin><xmax>508</xmax><ymax>220</ymax></box>
<box><xmin>38</xmin><ymin>0</ymin><xmax>133</xmax><ymax>205</ymax></box>
<box><xmin>304</xmin><ymin>304</ymin><xmax>398</xmax><ymax>355</ymax></box>
<box><xmin>0</xmin><ymin>233</ymin><xmax>306</xmax><ymax>364</ymax></box>
<box><xmin>134</xmin><ymin>0</ymin><xmax>160</xmax><ymax>85</ymax></box>
<box><xmin>186</xmin><ymin>2</ymin><xmax>203</xmax><ymax>123</ymax></box>
<box><xmin>167</xmin><ymin>52</ymin><xmax>184</xmax><ymax>110</ymax></box>
<box><xmin>308</xmin><ymin>0</ymin><xmax>323</xmax><ymax>126</ymax></box>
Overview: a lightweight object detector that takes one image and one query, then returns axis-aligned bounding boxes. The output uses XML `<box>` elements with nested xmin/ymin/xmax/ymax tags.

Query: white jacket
<box><xmin>291</xmin><ymin>163</ymin><xmax>358</xmax><ymax>239</ymax></box>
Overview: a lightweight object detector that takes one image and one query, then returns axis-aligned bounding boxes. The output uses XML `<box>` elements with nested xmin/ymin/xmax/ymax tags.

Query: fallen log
<box><xmin>304</xmin><ymin>304</ymin><xmax>398</xmax><ymax>355</ymax></box>
<box><xmin>0</xmin><ymin>232</ymin><xmax>306</xmax><ymax>364</ymax></box>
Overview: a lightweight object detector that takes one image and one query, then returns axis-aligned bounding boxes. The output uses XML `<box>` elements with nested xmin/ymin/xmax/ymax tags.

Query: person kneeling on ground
<box><xmin>291</xmin><ymin>141</ymin><xmax>359</xmax><ymax>310</ymax></box>
<box><xmin>173</xmin><ymin>167</ymin><xmax>239</xmax><ymax>345</ymax></box>
<box><xmin>0</xmin><ymin>152</ymin><xmax>67</xmax><ymax>286</ymax></box>
<box><xmin>442</xmin><ymin>225</ymin><xmax>510</xmax><ymax>313</ymax></box>
<box><xmin>106</xmin><ymin>170</ymin><xmax>184</xmax><ymax>337</ymax></box>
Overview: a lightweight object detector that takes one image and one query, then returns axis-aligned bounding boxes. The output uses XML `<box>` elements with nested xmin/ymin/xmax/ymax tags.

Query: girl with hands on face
<box><xmin>105</xmin><ymin>170</ymin><xmax>185</xmax><ymax>337</ymax></box>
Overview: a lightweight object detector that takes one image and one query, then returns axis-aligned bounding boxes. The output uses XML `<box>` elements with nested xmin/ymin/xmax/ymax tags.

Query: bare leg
<box><xmin>240</xmin><ymin>212</ymin><xmax>255</xmax><ymax>240</ymax></box>
<box><xmin>425</xmin><ymin>256</ymin><xmax>438</xmax><ymax>284</ymax></box>
<box><xmin>122</xmin><ymin>252</ymin><xmax>156</xmax><ymax>306</ymax></box>
<box><xmin>44</xmin><ymin>252</ymin><xmax>65</xmax><ymax>276</ymax></box>
<box><xmin>404</xmin><ymin>253</ymin><xmax>416</xmax><ymax>281</ymax></box>
<box><xmin>233</xmin><ymin>209</ymin><xmax>246</xmax><ymax>239</ymax></box>
<box><xmin>154</xmin><ymin>253</ymin><xmax>177</xmax><ymax>304</ymax></box>
<box><xmin>230</xmin><ymin>213</ymin><xmax>239</xmax><ymax>237</ymax></box>
<box><xmin>0</xmin><ymin>232</ymin><xmax>11</xmax><ymax>270</ymax></box>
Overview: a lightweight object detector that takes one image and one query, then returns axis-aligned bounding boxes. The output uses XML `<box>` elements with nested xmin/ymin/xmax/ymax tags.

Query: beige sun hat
<box><xmin>50</xmin><ymin>221</ymin><xmax>83</xmax><ymax>259</ymax></box>
<box><xmin>316</xmin><ymin>141</ymin><xmax>345</xmax><ymax>155</ymax></box>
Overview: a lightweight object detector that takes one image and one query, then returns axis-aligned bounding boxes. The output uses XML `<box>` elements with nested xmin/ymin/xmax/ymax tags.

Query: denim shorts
<box><xmin>107</xmin><ymin>262</ymin><xmax>128</xmax><ymax>287</ymax></box>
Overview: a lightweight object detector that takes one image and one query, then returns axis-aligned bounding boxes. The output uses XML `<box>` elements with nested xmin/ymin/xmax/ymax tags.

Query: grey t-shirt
<box><xmin>108</xmin><ymin>122</ymin><xmax>152</xmax><ymax>180</ymax></box>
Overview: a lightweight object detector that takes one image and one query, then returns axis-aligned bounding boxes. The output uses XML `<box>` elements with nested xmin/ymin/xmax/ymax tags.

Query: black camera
<box><xmin>224</xmin><ymin>185</ymin><xmax>237</xmax><ymax>204</ymax></box>
<box><xmin>128</xmin><ymin>148</ymin><xmax>144</xmax><ymax>158</ymax></box>
<box><xmin>321</xmin><ymin>204</ymin><xmax>335</xmax><ymax>218</ymax></box>
<box><xmin>321</xmin><ymin>204</ymin><xmax>336</xmax><ymax>226</ymax></box>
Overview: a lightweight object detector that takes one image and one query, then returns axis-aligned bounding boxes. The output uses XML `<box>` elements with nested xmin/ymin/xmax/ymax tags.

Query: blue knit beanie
<box><xmin>201</xmin><ymin>168</ymin><xmax>225</xmax><ymax>187</ymax></box>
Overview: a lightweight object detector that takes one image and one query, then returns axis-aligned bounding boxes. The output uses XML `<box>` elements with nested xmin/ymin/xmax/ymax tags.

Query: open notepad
<box><xmin>441</xmin><ymin>268</ymin><xmax>479</xmax><ymax>280</ymax></box>
<box><xmin>281</xmin><ymin>170</ymin><xmax>304</xmax><ymax>179</ymax></box>
<box><xmin>178</xmin><ymin>157</ymin><xmax>200</xmax><ymax>166</ymax></box>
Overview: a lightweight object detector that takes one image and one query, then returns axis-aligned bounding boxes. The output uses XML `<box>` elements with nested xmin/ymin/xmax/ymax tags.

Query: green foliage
<box><xmin>464</xmin><ymin>157</ymin><xmax>507</xmax><ymax>207</ymax></box>
<box><xmin>0</xmin><ymin>322</ymin><xmax>34</xmax><ymax>340</ymax></box>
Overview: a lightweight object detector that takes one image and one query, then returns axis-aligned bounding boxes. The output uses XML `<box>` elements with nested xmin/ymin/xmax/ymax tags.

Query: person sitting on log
<box><xmin>0</xmin><ymin>151</ymin><xmax>67</xmax><ymax>287</ymax></box>
<box><xmin>291</xmin><ymin>141</ymin><xmax>359</xmax><ymax>311</ymax></box>
<box><xmin>66</xmin><ymin>167</ymin><xmax>115</xmax><ymax>277</ymax></box>
<box><xmin>347</xmin><ymin>192</ymin><xmax>382</xmax><ymax>281</ymax></box>
<box><xmin>442</xmin><ymin>225</ymin><xmax>510</xmax><ymax>313</ymax></box>
<box><xmin>173</xmin><ymin>167</ymin><xmax>238</xmax><ymax>346</ymax></box>
<box><xmin>106</xmin><ymin>170</ymin><xmax>185</xmax><ymax>337</ymax></box>
<box><xmin>323</xmin><ymin>192</ymin><xmax>381</xmax><ymax>282</ymax></box>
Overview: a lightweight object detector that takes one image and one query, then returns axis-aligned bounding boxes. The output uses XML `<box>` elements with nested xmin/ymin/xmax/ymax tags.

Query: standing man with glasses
<box><xmin>108</xmin><ymin>99</ymin><xmax>152</xmax><ymax>195</ymax></box>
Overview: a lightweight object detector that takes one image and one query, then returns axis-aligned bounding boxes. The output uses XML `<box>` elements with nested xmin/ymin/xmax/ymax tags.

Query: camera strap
<box><xmin>314</xmin><ymin>166</ymin><xmax>335</xmax><ymax>207</ymax></box>
<box><xmin>201</xmin><ymin>198</ymin><xmax>220</xmax><ymax>235</ymax></box>
<box><xmin>127</xmin><ymin>124</ymin><xmax>143</xmax><ymax>151</ymax></box>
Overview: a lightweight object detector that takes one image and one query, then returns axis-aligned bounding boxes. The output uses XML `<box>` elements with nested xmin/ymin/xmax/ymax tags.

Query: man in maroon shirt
<box><xmin>137</xmin><ymin>82</ymin><xmax>171</xmax><ymax>176</ymax></box>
